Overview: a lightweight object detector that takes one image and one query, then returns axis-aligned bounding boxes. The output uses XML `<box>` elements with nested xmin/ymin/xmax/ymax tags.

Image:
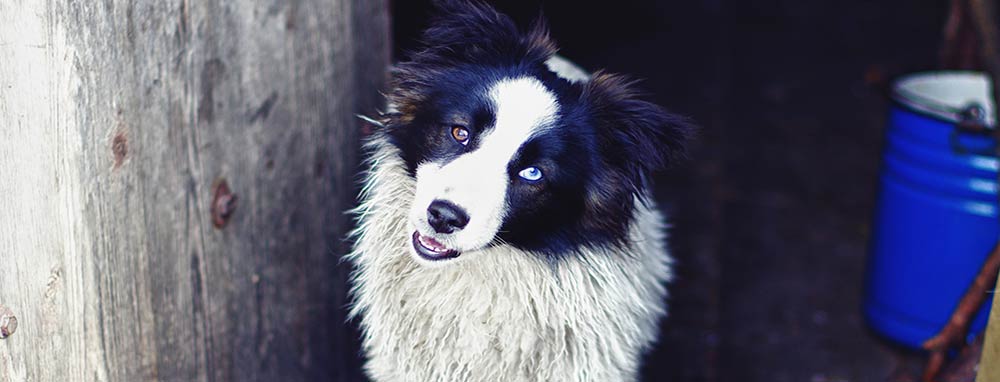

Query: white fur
<box><xmin>347</xmin><ymin>138</ymin><xmax>672</xmax><ymax>381</ymax></box>
<box><xmin>407</xmin><ymin>77</ymin><xmax>559</xmax><ymax>266</ymax></box>
<box><xmin>545</xmin><ymin>55</ymin><xmax>591</xmax><ymax>84</ymax></box>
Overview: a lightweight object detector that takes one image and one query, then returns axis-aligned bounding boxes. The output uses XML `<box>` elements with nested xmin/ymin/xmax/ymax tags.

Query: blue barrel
<box><xmin>865</xmin><ymin>71</ymin><xmax>998</xmax><ymax>349</ymax></box>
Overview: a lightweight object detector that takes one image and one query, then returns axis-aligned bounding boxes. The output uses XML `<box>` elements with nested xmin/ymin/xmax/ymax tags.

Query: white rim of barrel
<box><xmin>892</xmin><ymin>71</ymin><xmax>997</xmax><ymax>127</ymax></box>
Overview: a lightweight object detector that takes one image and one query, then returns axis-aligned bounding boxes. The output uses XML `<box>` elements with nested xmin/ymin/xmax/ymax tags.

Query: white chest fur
<box><xmin>347</xmin><ymin>143</ymin><xmax>672</xmax><ymax>382</ymax></box>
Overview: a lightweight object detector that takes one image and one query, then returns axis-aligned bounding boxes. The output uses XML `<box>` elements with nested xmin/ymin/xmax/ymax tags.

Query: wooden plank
<box><xmin>0</xmin><ymin>0</ymin><xmax>389</xmax><ymax>380</ymax></box>
<box><xmin>978</xmin><ymin>273</ymin><xmax>1000</xmax><ymax>382</ymax></box>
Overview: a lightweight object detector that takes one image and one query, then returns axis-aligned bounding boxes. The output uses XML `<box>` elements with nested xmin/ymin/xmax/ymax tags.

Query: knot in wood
<box><xmin>211</xmin><ymin>179</ymin><xmax>238</xmax><ymax>229</ymax></box>
<box><xmin>0</xmin><ymin>305</ymin><xmax>17</xmax><ymax>339</ymax></box>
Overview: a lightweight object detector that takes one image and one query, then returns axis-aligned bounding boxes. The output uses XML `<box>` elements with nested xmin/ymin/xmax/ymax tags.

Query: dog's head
<box><xmin>383</xmin><ymin>0</ymin><xmax>694</xmax><ymax>266</ymax></box>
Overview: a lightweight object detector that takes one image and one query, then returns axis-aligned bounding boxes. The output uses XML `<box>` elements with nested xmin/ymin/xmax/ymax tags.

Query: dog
<box><xmin>347</xmin><ymin>1</ymin><xmax>694</xmax><ymax>381</ymax></box>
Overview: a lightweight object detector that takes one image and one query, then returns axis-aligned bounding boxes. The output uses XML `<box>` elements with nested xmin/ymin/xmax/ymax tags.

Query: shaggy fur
<box><xmin>347</xmin><ymin>1</ymin><xmax>694</xmax><ymax>381</ymax></box>
<box><xmin>348</xmin><ymin>141</ymin><xmax>670</xmax><ymax>382</ymax></box>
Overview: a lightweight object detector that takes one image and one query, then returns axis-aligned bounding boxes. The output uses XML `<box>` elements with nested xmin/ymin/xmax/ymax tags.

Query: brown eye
<box><xmin>451</xmin><ymin>125</ymin><xmax>470</xmax><ymax>145</ymax></box>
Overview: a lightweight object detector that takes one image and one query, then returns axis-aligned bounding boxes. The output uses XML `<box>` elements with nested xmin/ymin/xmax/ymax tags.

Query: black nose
<box><xmin>427</xmin><ymin>200</ymin><xmax>469</xmax><ymax>234</ymax></box>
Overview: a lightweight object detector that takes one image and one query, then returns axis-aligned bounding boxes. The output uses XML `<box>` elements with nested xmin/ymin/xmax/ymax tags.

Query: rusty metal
<box><xmin>211</xmin><ymin>179</ymin><xmax>237</xmax><ymax>229</ymax></box>
<box><xmin>0</xmin><ymin>305</ymin><xmax>17</xmax><ymax>339</ymax></box>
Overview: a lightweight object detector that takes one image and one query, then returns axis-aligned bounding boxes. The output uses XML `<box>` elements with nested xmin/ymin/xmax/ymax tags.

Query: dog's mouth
<box><xmin>412</xmin><ymin>231</ymin><xmax>460</xmax><ymax>261</ymax></box>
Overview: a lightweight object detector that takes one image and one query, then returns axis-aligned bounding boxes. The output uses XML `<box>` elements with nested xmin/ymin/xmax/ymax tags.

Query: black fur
<box><xmin>382</xmin><ymin>0</ymin><xmax>696</xmax><ymax>258</ymax></box>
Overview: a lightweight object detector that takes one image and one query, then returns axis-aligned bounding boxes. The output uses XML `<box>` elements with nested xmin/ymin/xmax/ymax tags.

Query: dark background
<box><xmin>388</xmin><ymin>1</ymin><xmax>949</xmax><ymax>380</ymax></box>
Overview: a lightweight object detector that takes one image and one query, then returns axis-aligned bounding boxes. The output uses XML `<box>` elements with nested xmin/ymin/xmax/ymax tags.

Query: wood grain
<box><xmin>0</xmin><ymin>1</ymin><xmax>389</xmax><ymax>380</ymax></box>
<box><xmin>978</xmin><ymin>273</ymin><xmax>1000</xmax><ymax>382</ymax></box>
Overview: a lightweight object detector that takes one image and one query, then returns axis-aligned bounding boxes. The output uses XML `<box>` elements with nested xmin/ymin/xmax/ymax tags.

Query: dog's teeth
<box><xmin>419</xmin><ymin>234</ymin><xmax>447</xmax><ymax>252</ymax></box>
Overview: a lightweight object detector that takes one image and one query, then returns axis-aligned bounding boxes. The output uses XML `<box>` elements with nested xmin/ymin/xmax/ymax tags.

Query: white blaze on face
<box><xmin>409</xmin><ymin>76</ymin><xmax>559</xmax><ymax>255</ymax></box>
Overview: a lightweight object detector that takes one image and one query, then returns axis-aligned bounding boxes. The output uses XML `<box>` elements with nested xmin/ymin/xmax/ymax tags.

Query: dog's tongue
<box><xmin>418</xmin><ymin>233</ymin><xmax>448</xmax><ymax>252</ymax></box>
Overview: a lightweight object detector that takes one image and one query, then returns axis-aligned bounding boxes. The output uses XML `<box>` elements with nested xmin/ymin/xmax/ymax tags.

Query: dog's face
<box><xmin>383</xmin><ymin>1</ymin><xmax>693</xmax><ymax>266</ymax></box>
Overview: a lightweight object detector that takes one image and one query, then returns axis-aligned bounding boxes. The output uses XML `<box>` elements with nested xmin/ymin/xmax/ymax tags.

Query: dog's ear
<box><xmin>583</xmin><ymin>71</ymin><xmax>696</xmax><ymax>193</ymax></box>
<box><xmin>416</xmin><ymin>0</ymin><xmax>555</xmax><ymax>65</ymax></box>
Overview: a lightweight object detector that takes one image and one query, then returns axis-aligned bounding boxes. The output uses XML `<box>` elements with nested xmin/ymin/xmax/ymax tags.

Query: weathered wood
<box><xmin>978</xmin><ymin>273</ymin><xmax>1000</xmax><ymax>382</ymax></box>
<box><xmin>0</xmin><ymin>1</ymin><xmax>389</xmax><ymax>381</ymax></box>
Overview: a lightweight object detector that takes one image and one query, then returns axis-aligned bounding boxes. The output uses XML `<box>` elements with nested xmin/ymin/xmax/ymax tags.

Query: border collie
<box><xmin>348</xmin><ymin>1</ymin><xmax>694</xmax><ymax>381</ymax></box>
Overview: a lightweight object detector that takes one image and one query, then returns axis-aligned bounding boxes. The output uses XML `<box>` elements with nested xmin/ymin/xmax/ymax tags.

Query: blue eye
<box><xmin>518</xmin><ymin>166</ymin><xmax>543</xmax><ymax>181</ymax></box>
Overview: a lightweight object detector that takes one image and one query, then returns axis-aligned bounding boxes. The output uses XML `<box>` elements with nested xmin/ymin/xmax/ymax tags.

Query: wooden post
<box><xmin>978</xmin><ymin>273</ymin><xmax>1000</xmax><ymax>381</ymax></box>
<box><xmin>0</xmin><ymin>1</ymin><xmax>388</xmax><ymax>380</ymax></box>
